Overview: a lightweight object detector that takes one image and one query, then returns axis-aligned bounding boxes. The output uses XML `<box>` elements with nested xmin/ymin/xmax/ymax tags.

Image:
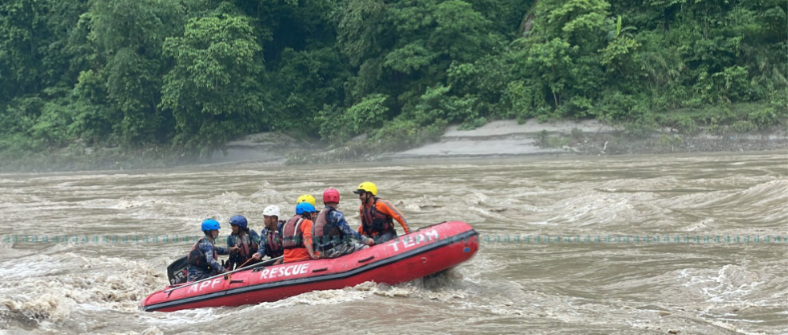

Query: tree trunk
<box><xmin>518</xmin><ymin>0</ymin><xmax>539</xmax><ymax>38</ymax></box>
<box><xmin>663</xmin><ymin>8</ymin><xmax>670</xmax><ymax>32</ymax></box>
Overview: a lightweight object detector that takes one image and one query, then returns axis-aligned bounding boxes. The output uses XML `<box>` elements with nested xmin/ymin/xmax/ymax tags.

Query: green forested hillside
<box><xmin>1</xmin><ymin>0</ymin><xmax>786</xmax><ymax>163</ymax></box>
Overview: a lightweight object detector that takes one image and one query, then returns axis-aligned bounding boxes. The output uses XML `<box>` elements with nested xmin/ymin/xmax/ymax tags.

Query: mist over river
<box><xmin>1</xmin><ymin>152</ymin><xmax>786</xmax><ymax>334</ymax></box>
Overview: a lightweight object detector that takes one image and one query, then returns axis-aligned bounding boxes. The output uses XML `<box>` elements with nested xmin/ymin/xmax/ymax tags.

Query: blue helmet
<box><xmin>296</xmin><ymin>202</ymin><xmax>315</xmax><ymax>215</ymax></box>
<box><xmin>201</xmin><ymin>219</ymin><xmax>220</xmax><ymax>231</ymax></box>
<box><xmin>229</xmin><ymin>215</ymin><xmax>248</xmax><ymax>229</ymax></box>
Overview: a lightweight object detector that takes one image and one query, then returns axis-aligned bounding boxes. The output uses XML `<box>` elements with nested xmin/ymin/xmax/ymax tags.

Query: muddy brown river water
<box><xmin>0</xmin><ymin>152</ymin><xmax>786</xmax><ymax>334</ymax></box>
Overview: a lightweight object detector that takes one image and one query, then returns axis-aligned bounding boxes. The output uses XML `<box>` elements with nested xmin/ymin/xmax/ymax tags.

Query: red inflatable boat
<box><xmin>140</xmin><ymin>221</ymin><xmax>479</xmax><ymax>312</ymax></box>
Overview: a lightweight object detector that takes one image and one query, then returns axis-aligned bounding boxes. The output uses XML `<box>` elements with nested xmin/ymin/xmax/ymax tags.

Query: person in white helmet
<box><xmin>251</xmin><ymin>205</ymin><xmax>285</xmax><ymax>265</ymax></box>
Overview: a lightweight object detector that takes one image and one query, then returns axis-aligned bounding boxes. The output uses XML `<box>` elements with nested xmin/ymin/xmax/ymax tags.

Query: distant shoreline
<box><xmin>1</xmin><ymin>118</ymin><xmax>786</xmax><ymax>173</ymax></box>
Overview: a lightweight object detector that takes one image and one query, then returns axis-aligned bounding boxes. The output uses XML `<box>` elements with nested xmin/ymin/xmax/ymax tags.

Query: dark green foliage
<box><xmin>161</xmin><ymin>13</ymin><xmax>265</xmax><ymax>156</ymax></box>
<box><xmin>0</xmin><ymin>0</ymin><xmax>786</xmax><ymax>166</ymax></box>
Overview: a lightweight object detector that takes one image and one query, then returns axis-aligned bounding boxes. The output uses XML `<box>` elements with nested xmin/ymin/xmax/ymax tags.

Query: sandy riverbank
<box><xmin>3</xmin><ymin>118</ymin><xmax>784</xmax><ymax>173</ymax></box>
<box><xmin>216</xmin><ymin>118</ymin><xmax>787</xmax><ymax>165</ymax></box>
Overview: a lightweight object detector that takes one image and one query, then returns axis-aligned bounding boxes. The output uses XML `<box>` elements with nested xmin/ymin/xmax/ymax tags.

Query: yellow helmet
<box><xmin>353</xmin><ymin>182</ymin><xmax>378</xmax><ymax>196</ymax></box>
<box><xmin>296</xmin><ymin>194</ymin><xmax>316</xmax><ymax>207</ymax></box>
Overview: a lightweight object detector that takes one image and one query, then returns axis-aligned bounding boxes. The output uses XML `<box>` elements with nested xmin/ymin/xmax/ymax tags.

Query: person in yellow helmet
<box><xmin>296</xmin><ymin>194</ymin><xmax>316</xmax><ymax>207</ymax></box>
<box><xmin>296</xmin><ymin>194</ymin><xmax>318</xmax><ymax>217</ymax></box>
<box><xmin>354</xmin><ymin>182</ymin><xmax>411</xmax><ymax>243</ymax></box>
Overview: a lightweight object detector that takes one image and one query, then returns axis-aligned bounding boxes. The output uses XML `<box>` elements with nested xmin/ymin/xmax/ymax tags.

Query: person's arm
<box><xmin>377</xmin><ymin>200</ymin><xmax>411</xmax><ymax>234</ymax></box>
<box><xmin>251</xmin><ymin>230</ymin><xmax>261</xmax><ymax>245</ymax></box>
<box><xmin>250</xmin><ymin>230</ymin><xmax>260</xmax><ymax>254</ymax></box>
<box><xmin>226</xmin><ymin>235</ymin><xmax>238</xmax><ymax>257</ymax></box>
<box><xmin>203</xmin><ymin>244</ymin><xmax>226</xmax><ymax>273</ymax></box>
<box><xmin>357</xmin><ymin>206</ymin><xmax>366</xmax><ymax>235</ymax></box>
<box><xmin>253</xmin><ymin>231</ymin><xmax>268</xmax><ymax>260</ymax></box>
<box><xmin>332</xmin><ymin>211</ymin><xmax>372</xmax><ymax>244</ymax></box>
<box><xmin>215</xmin><ymin>244</ymin><xmax>229</xmax><ymax>255</ymax></box>
<box><xmin>215</xmin><ymin>240</ymin><xmax>237</xmax><ymax>255</ymax></box>
<box><xmin>303</xmin><ymin>220</ymin><xmax>317</xmax><ymax>259</ymax></box>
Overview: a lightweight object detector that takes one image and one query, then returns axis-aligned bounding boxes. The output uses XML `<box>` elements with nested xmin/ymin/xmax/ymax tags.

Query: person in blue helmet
<box><xmin>187</xmin><ymin>219</ymin><xmax>239</xmax><ymax>282</ymax></box>
<box><xmin>281</xmin><ymin>202</ymin><xmax>317</xmax><ymax>263</ymax></box>
<box><xmin>226</xmin><ymin>215</ymin><xmax>261</xmax><ymax>270</ymax></box>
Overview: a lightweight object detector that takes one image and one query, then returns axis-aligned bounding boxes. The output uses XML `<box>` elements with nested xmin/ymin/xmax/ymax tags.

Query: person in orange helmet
<box><xmin>354</xmin><ymin>182</ymin><xmax>411</xmax><ymax>243</ymax></box>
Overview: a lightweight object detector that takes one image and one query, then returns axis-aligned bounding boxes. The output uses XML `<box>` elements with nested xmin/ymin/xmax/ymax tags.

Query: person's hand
<box><xmin>251</xmin><ymin>253</ymin><xmax>261</xmax><ymax>260</ymax></box>
<box><xmin>365</xmin><ymin>238</ymin><xmax>375</xmax><ymax>246</ymax></box>
<box><xmin>310</xmin><ymin>254</ymin><xmax>320</xmax><ymax>260</ymax></box>
<box><xmin>229</xmin><ymin>246</ymin><xmax>240</xmax><ymax>253</ymax></box>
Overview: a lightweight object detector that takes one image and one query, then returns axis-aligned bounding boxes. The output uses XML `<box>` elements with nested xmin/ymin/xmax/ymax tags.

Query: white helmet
<box><xmin>263</xmin><ymin>205</ymin><xmax>280</xmax><ymax>217</ymax></box>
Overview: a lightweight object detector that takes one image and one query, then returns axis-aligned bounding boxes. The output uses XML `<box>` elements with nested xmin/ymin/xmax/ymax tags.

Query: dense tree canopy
<box><xmin>1</xmin><ymin>0</ymin><xmax>785</xmax><ymax>159</ymax></box>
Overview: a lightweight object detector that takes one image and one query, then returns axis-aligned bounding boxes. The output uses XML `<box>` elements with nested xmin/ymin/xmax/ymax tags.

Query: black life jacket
<box><xmin>282</xmin><ymin>215</ymin><xmax>306</xmax><ymax>249</ymax></box>
<box><xmin>313</xmin><ymin>207</ymin><xmax>342</xmax><ymax>249</ymax></box>
<box><xmin>361</xmin><ymin>198</ymin><xmax>394</xmax><ymax>235</ymax></box>
<box><xmin>187</xmin><ymin>237</ymin><xmax>217</xmax><ymax>272</ymax></box>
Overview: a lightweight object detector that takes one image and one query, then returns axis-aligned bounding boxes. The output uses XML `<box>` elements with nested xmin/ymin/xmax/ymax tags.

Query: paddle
<box><xmin>164</xmin><ymin>256</ymin><xmax>283</xmax><ymax>294</ymax></box>
<box><xmin>227</xmin><ymin>253</ymin><xmax>263</xmax><ymax>271</ymax></box>
<box><xmin>238</xmin><ymin>258</ymin><xmax>255</xmax><ymax>269</ymax></box>
<box><xmin>166</xmin><ymin>256</ymin><xmax>189</xmax><ymax>286</ymax></box>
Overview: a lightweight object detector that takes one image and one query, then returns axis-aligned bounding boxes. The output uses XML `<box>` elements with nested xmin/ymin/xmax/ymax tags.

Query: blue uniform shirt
<box><xmin>187</xmin><ymin>238</ymin><xmax>229</xmax><ymax>281</ymax></box>
<box><xmin>256</xmin><ymin>221</ymin><xmax>285</xmax><ymax>259</ymax></box>
<box><xmin>314</xmin><ymin>207</ymin><xmax>369</xmax><ymax>251</ymax></box>
<box><xmin>227</xmin><ymin>229</ymin><xmax>261</xmax><ymax>267</ymax></box>
<box><xmin>326</xmin><ymin>208</ymin><xmax>367</xmax><ymax>242</ymax></box>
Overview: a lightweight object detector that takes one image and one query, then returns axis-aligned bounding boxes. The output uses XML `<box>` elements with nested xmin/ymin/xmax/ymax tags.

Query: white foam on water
<box><xmin>101</xmin><ymin>327</ymin><xmax>164</xmax><ymax>335</ymax></box>
<box><xmin>0</xmin><ymin>254</ymin><xmax>168</xmax><ymax>328</ymax></box>
<box><xmin>683</xmin><ymin>218</ymin><xmax>713</xmax><ymax>232</ymax></box>
<box><xmin>542</xmin><ymin>192</ymin><xmax>638</xmax><ymax>226</ymax></box>
<box><xmin>679</xmin><ymin>265</ymin><xmax>764</xmax><ymax>304</ymax></box>
<box><xmin>0</xmin><ymin>256</ymin><xmax>65</xmax><ymax>280</ymax></box>
<box><xmin>109</xmin><ymin>196</ymin><xmax>174</xmax><ymax>210</ymax></box>
<box><xmin>139</xmin><ymin>305</ymin><xmax>219</xmax><ymax>326</ymax></box>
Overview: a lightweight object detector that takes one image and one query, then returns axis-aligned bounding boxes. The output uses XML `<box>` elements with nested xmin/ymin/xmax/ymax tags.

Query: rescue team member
<box><xmin>226</xmin><ymin>215</ymin><xmax>261</xmax><ymax>270</ymax></box>
<box><xmin>251</xmin><ymin>205</ymin><xmax>285</xmax><ymax>265</ymax></box>
<box><xmin>296</xmin><ymin>194</ymin><xmax>316</xmax><ymax>207</ymax></box>
<box><xmin>296</xmin><ymin>194</ymin><xmax>318</xmax><ymax>217</ymax></box>
<box><xmin>354</xmin><ymin>182</ymin><xmax>411</xmax><ymax>243</ymax></box>
<box><xmin>313</xmin><ymin>188</ymin><xmax>374</xmax><ymax>259</ymax></box>
<box><xmin>187</xmin><ymin>219</ymin><xmax>239</xmax><ymax>282</ymax></box>
<box><xmin>281</xmin><ymin>202</ymin><xmax>318</xmax><ymax>263</ymax></box>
